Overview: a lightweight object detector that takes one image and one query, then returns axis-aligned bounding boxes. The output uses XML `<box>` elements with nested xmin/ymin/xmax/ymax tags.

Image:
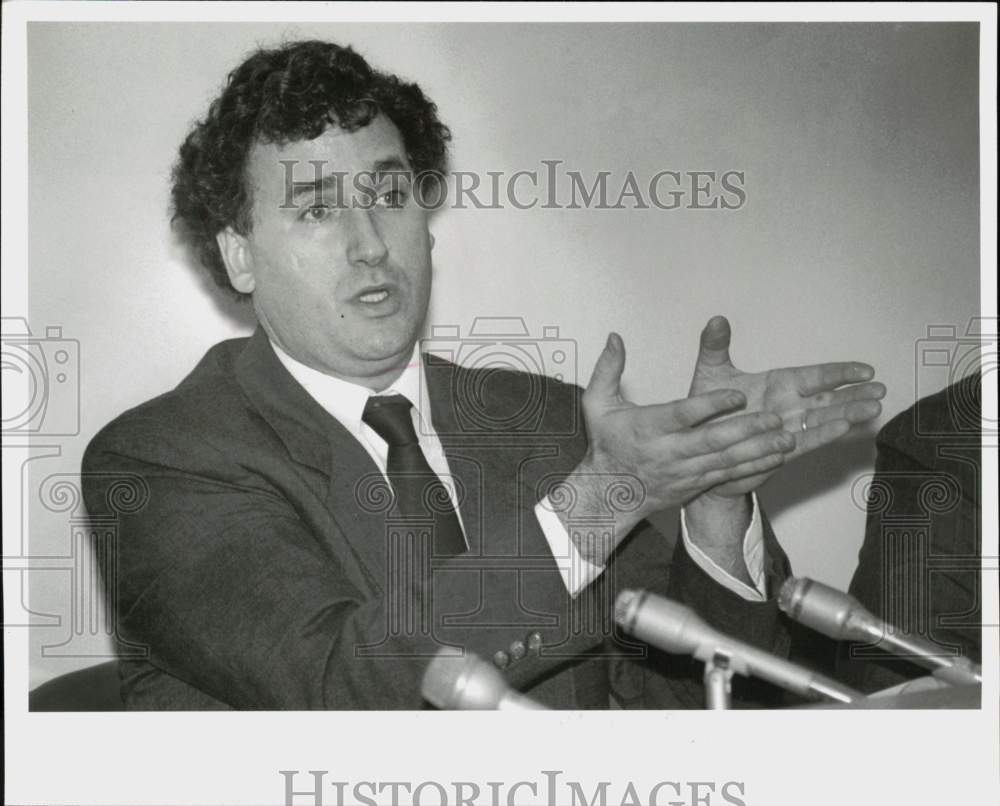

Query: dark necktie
<box><xmin>362</xmin><ymin>394</ymin><xmax>467</xmax><ymax>557</ymax></box>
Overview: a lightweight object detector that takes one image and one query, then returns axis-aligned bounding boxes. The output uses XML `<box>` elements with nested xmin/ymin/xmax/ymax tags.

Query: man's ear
<box><xmin>429</xmin><ymin>232</ymin><xmax>436</xmax><ymax>250</ymax></box>
<box><xmin>216</xmin><ymin>227</ymin><xmax>256</xmax><ymax>294</ymax></box>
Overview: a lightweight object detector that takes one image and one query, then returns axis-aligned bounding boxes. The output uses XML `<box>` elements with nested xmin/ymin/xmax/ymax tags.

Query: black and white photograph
<box><xmin>2</xmin><ymin>3</ymin><xmax>996</xmax><ymax>805</ymax></box>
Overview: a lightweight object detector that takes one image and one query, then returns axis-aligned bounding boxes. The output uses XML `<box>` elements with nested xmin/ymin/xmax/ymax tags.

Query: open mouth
<box><xmin>351</xmin><ymin>284</ymin><xmax>402</xmax><ymax>317</ymax></box>
<box><xmin>358</xmin><ymin>288</ymin><xmax>390</xmax><ymax>304</ymax></box>
<box><xmin>354</xmin><ymin>285</ymin><xmax>392</xmax><ymax>304</ymax></box>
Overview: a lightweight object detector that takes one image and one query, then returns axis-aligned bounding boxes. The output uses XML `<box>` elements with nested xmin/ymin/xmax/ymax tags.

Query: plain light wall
<box><xmin>25</xmin><ymin>22</ymin><xmax>980</xmax><ymax>685</ymax></box>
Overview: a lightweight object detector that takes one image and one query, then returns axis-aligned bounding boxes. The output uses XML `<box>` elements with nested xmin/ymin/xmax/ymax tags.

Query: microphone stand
<box><xmin>615</xmin><ymin>588</ymin><xmax>862</xmax><ymax>708</ymax></box>
<box><xmin>703</xmin><ymin>652</ymin><xmax>735</xmax><ymax>709</ymax></box>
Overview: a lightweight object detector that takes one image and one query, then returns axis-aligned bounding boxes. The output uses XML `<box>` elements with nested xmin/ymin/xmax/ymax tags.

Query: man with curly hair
<box><xmin>81</xmin><ymin>39</ymin><xmax>885</xmax><ymax>709</ymax></box>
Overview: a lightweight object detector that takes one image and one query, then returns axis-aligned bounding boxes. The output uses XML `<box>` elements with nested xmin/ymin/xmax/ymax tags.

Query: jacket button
<box><xmin>492</xmin><ymin>650</ymin><xmax>510</xmax><ymax>669</ymax></box>
<box><xmin>526</xmin><ymin>632</ymin><xmax>543</xmax><ymax>651</ymax></box>
<box><xmin>509</xmin><ymin>640</ymin><xmax>527</xmax><ymax>661</ymax></box>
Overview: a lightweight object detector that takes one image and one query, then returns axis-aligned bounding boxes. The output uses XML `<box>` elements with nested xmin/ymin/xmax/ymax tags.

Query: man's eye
<box><xmin>377</xmin><ymin>189</ymin><xmax>408</xmax><ymax>209</ymax></box>
<box><xmin>300</xmin><ymin>205</ymin><xmax>333</xmax><ymax>223</ymax></box>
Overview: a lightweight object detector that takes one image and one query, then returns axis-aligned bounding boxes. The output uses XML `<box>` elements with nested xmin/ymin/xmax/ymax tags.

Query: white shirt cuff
<box><xmin>680</xmin><ymin>493</ymin><xmax>767</xmax><ymax>601</ymax></box>
<box><xmin>534</xmin><ymin>497</ymin><xmax>607</xmax><ymax>598</ymax></box>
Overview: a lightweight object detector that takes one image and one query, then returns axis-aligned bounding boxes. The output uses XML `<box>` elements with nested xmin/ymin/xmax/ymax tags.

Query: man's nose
<box><xmin>346</xmin><ymin>208</ymin><xmax>389</xmax><ymax>267</ymax></box>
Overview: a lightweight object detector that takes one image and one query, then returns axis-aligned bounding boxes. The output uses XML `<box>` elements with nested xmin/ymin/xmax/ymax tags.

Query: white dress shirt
<box><xmin>270</xmin><ymin>341</ymin><xmax>767</xmax><ymax>601</ymax></box>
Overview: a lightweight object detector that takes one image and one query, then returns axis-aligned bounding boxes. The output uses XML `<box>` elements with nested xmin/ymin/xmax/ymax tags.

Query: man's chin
<box><xmin>355</xmin><ymin>313</ymin><xmax>424</xmax><ymax>355</ymax></box>
<box><xmin>350</xmin><ymin>333</ymin><xmax>419</xmax><ymax>369</ymax></box>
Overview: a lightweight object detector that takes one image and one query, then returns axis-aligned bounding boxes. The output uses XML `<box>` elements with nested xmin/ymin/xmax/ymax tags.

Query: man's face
<box><xmin>222</xmin><ymin>114</ymin><xmax>433</xmax><ymax>384</ymax></box>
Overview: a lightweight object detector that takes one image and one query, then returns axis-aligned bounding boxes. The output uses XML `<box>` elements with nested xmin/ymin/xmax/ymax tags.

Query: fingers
<box><xmin>584</xmin><ymin>333</ymin><xmax>626</xmax><ymax>408</ymax></box>
<box><xmin>682</xmin><ymin>424</ymin><xmax>796</xmax><ymax>470</ymax></box>
<box><xmin>798</xmin><ymin>382</ymin><xmax>886</xmax><ymax>430</ymax></box>
<box><xmin>794</xmin><ymin>362</ymin><xmax>875</xmax><ymax>396</ymax></box>
<box><xmin>842</xmin><ymin>398</ymin><xmax>883</xmax><ymax>424</ymax></box>
<box><xmin>796</xmin><ymin>419</ymin><xmax>851</xmax><ymax>454</ymax></box>
<box><xmin>803</xmin><ymin>398</ymin><xmax>883</xmax><ymax>430</ymax></box>
<box><xmin>671</xmin><ymin>411</ymin><xmax>787</xmax><ymax>458</ymax></box>
<box><xmin>636</xmin><ymin>388</ymin><xmax>747</xmax><ymax>432</ymax></box>
<box><xmin>813</xmin><ymin>381</ymin><xmax>887</xmax><ymax>407</ymax></box>
<box><xmin>696</xmin><ymin>315</ymin><xmax>734</xmax><ymax>369</ymax></box>
<box><xmin>697</xmin><ymin>451</ymin><xmax>789</xmax><ymax>490</ymax></box>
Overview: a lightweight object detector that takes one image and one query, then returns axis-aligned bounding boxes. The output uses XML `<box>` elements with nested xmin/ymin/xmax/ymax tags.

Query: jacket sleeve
<box><xmin>840</xmin><ymin>419</ymin><xmax>981</xmax><ymax>694</ymax></box>
<box><xmin>605</xmin><ymin>506</ymin><xmax>794</xmax><ymax>708</ymax></box>
<box><xmin>82</xmin><ymin>419</ymin><xmax>609</xmax><ymax>710</ymax></box>
<box><xmin>524</xmin><ymin>381</ymin><xmax>795</xmax><ymax>708</ymax></box>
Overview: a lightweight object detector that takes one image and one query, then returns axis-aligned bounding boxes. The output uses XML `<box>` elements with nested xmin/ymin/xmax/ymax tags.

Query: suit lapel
<box><xmin>233</xmin><ymin>335</ymin><xmax>553</xmax><ymax>584</ymax></box>
<box><xmin>234</xmin><ymin>328</ymin><xmax>335</xmax><ymax>474</ymax></box>
<box><xmin>423</xmin><ymin>354</ymin><xmax>484</xmax><ymax>556</ymax></box>
<box><xmin>424</xmin><ymin>355</ymin><xmax>563</xmax><ymax>560</ymax></box>
<box><xmin>234</xmin><ymin>329</ymin><xmax>393</xmax><ymax>588</ymax></box>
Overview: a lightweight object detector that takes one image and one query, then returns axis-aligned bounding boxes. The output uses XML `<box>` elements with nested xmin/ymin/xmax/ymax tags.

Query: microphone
<box><xmin>614</xmin><ymin>589</ymin><xmax>861</xmax><ymax>704</ymax></box>
<box><xmin>778</xmin><ymin>576</ymin><xmax>982</xmax><ymax>687</ymax></box>
<box><xmin>421</xmin><ymin>647</ymin><xmax>547</xmax><ymax>710</ymax></box>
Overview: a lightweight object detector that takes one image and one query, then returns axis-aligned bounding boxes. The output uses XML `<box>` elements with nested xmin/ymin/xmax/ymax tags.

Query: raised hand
<box><xmin>559</xmin><ymin>332</ymin><xmax>796</xmax><ymax>564</ymax></box>
<box><xmin>689</xmin><ymin>315</ymin><xmax>886</xmax><ymax>498</ymax></box>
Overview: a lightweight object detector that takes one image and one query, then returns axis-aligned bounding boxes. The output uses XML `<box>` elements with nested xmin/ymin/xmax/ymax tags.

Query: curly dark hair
<box><xmin>170</xmin><ymin>40</ymin><xmax>451</xmax><ymax>295</ymax></box>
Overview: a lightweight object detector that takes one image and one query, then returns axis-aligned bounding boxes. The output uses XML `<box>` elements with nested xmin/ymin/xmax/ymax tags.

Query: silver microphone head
<box><xmin>780</xmin><ymin>577</ymin><xmax>981</xmax><ymax>686</ymax></box>
<box><xmin>421</xmin><ymin>648</ymin><xmax>509</xmax><ymax>710</ymax></box>
<box><xmin>614</xmin><ymin>589</ymin><xmax>643</xmax><ymax>630</ymax></box>
<box><xmin>778</xmin><ymin>576</ymin><xmax>873</xmax><ymax>642</ymax></box>
<box><xmin>777</xmin><ymin>576</ymin><xmax>808</xmax><ymax>619</ymax></box>
<box><xmin>614</xmin><ymin>589</ymin><xmax>706</xmax><ymax>655</ymax></box>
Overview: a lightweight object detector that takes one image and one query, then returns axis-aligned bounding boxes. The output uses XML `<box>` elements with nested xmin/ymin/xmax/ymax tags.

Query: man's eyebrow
<box><xmin>287</xmin><ymin>172</ymin><xmax>346</xmax><ymax>203</ymax></box>
<box><xmin>284</xmin><ymin>157</ymin><xmax>411</xmax><ymax>204</ymax></box>
<box><xmin>372</xmin><ymin>157</ymin><xmax>410</xmax><ymax>177</ymax></box>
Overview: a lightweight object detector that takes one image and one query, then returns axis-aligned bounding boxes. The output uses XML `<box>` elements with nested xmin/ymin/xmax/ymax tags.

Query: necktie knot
<box><xmin>362</xmin><ymin>394</ymin><xmax>419</xmax><ymax>446</ymax></box>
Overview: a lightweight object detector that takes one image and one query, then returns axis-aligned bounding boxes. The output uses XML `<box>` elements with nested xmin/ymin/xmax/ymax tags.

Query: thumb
<box><xmin>697</xmin><ymin>315</ymin><xmax>734</xmax><ymax>369</ymax></box>
<box><xmin>585</xmin><ymin>332</ymin><xmax>626</xmax><ymax>405</ymax></box>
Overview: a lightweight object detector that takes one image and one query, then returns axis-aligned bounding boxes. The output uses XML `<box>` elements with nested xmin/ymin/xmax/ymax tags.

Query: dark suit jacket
<box><xmin>840</xmin><ymin>374</ymin><xmax>982</xmax><ymax>693</ymax></box>
<box><xmin>82</xmin><ymin>329</ymin><xmax>791</xmax><ymax>709</ymax></box>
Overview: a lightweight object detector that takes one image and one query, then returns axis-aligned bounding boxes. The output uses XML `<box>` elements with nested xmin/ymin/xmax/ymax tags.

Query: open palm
<box><xmin>689</xmin><ymin>316</ymin><xmax>885</xmax><ymax>497</ymax></box>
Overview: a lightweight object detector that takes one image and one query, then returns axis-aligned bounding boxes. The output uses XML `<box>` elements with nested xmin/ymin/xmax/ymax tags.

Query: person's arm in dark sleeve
<box><xmin>82</xmin><ymin>422</ymin><xmax>607</xmax><ymax>710</ymax></box>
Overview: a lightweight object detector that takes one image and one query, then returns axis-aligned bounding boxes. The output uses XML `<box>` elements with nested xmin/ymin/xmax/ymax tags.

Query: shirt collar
<box><xmin>269</xmin><ymin>341</ymin><xmax>431</xmax><ymax>437</ymax></box>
